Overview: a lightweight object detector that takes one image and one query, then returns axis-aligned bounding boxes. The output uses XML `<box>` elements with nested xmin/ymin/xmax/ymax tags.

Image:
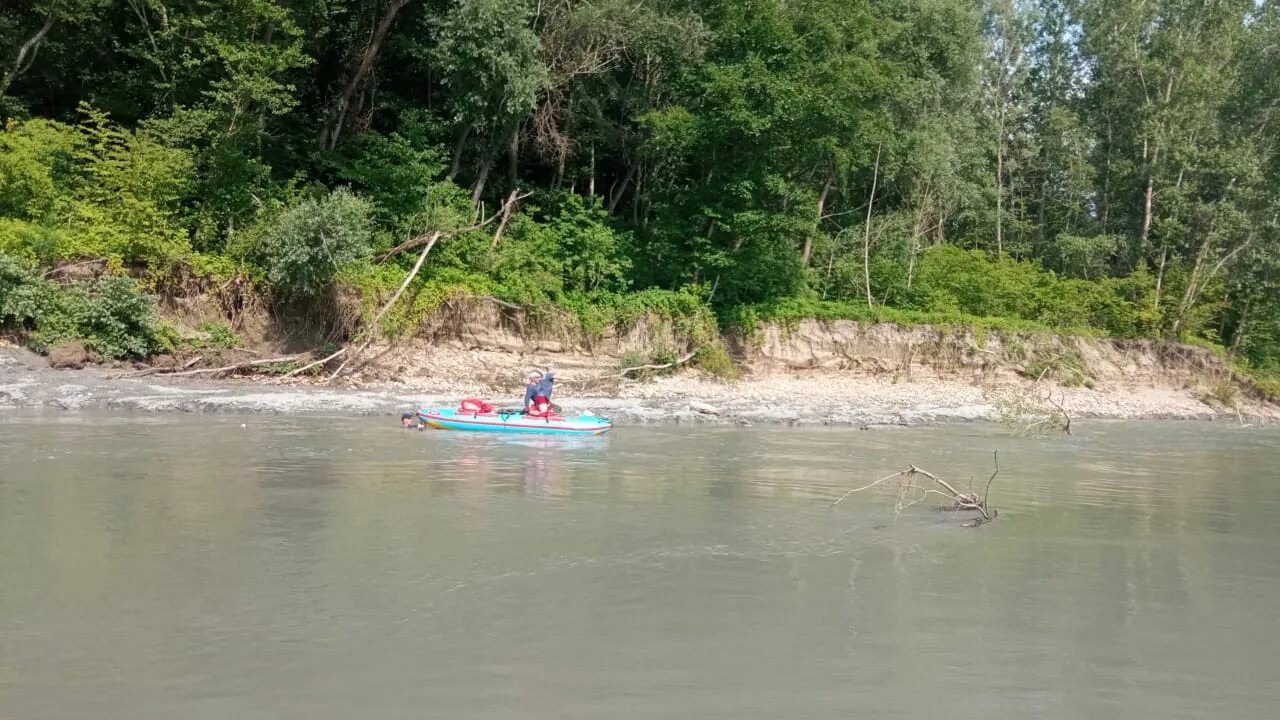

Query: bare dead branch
<box><xmin>1043</xmin><ymin>391</ymin><xmax>1072</xmax><ymax>435</ymax></box>
<box><xmin>113</xmin><ymin>354</ymin><xmax>308</xmax><ymax>380</ymax></box>
<box><xmin>832</xmin><ymin>459</ymin><xmax>999</xmax><ymax>525</ymax></box>
<box><xmin>618</xmin><ymin>351</ymin><xmax>696</xmax><ymax>378</ymax></box>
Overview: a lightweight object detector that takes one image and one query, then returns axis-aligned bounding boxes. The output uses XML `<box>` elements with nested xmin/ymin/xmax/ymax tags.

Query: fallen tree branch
<box><xmin>378</xmin><ymin>191</ymin><xmax>531</xmax><ymax>261</ymax></box>
<box><xmin>618</xmin><ymin>350</ymin><xmax>696</xmax><ymax>378</ymax></box>
<box><xmin>114</xmin><ymin>354</ymin><xmax>308</xmax><ymax>379</ymax></box>
<box><xmin>43</xmin><ymin>258</ymin><xmax>107</xmax><ymax>279</ymax></box>
<box><xmin>832</xmin><ymin>470</ymin><xmax>909</xmax><ymax>506</ymax></box>
<box><xmin>110</xmin><ymin>356</ymin><xmax>202</xmax><ymax>379</ymax></box>
<box><xmin>490</xmin><ymin>189</ymin><xmax>522</xmax><ymax>248</ymax></box>
<box><xmin>283</xmin><ymin>191</ymin><xmax>531</xmax><ymax>382</ymax></box>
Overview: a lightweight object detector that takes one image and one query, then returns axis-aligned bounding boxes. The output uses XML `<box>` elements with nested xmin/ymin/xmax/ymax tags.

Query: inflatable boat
<box><xmin>418</xmin><ymin>407</ymin><xmax>613</xmax><ymax>435</ymax></box>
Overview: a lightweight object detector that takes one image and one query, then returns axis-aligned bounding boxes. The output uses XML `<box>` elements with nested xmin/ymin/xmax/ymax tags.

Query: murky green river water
<box><xmin>2</xmin><ymin>412</ymin><xmax>1279</xmax><ymax>719</ymax></box>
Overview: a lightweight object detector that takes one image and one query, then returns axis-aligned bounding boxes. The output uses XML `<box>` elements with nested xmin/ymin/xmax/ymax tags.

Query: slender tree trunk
<box><xmin>553</xmin><ymin>147</ymin><xmax>566</xmax><ymax>189</ymax></box>
<box><xmin>448</xmin><ymin>125</ymin><xmax>470</xmax><ymax>182</ymax></box>
<box><xmin>1229</xmin><ymin>299</ymin><xmax>1252</xmax><ymax>357</ymax></box>
<box><xmin>608</xmin><ymin>160</ymin><xmax>639</xmax><ymax>213</ymax></box>
<box><xmin>1140</xmin><ymin>177</ymin><xmax>1155</xmax><ymax>251</ymax></box>
<box><xmin>1172</xmin><ymin>237</ymin><xmax>1250</xmax><ymax>337</ymax></box>
<box><xmin>907</xmin><ymin>202</ymin><xmax>927</xmax><ymax>290</ymax></box>
<box><xmin>803</xmin><ymin>172</ymin><xmax>833</xmax><ymax>266</ymax></box>
<box><xmin>1171</xmin><ymin>235</ymin><xmax>1212</xmax><ymax>336</ymax></box>
<box><xmin>471</xmin><ymin>148</ymin><xmax>495</xmax><ymax>205</ymax></box>
<box><xmin>863</xmin><ymin>145</ymin><xmax>882</xmax><ymax>308</ymax></box>
<box><xmin>588</xmin><ymin>144</ymin><xmax>596</xmax><ymax>198</ymax></box>
<box><xmin>996</xmin><ymin>136</ymin><xmax>1004</xmax><ymax>257</ymax></box>
<box><xmin>0</xmin><ymin>14</ymin><xmax>55</xmax><ymax>104</ymax></box>
<box><xmin>631</xmin><ymin>164</ymin><xmax>643</xmax><ymax>224</ymax></box>
<box><xmin>321</xmin><ymin>0</ymin><xmax>412</xmax><ymax>150</ymax></box>
<box><xmin>1153</xmin><ymin>244</ymin><xmax>1168</xmax><ymax>313</ymax></box>
<box><xmin>1138</xmin><ymin>139</ymin><xmax>1158</xmax><ymax>257</ymax></box>
<box><xmin>507</xmin><ymin>125</ymin><xmax>520</xmax><ymax>191</ymax></box>
<box><xmin>1101</xmin><ymin>121</ymin><xmax>1112</xmax><ymax>235</ymax></box>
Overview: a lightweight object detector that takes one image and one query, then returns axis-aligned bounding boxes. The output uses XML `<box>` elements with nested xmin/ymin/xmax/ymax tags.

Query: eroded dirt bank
<box><xmin>4</xmin><ymin>305</ymin><xmax>1275</xmax><ymax>426</ymax></box>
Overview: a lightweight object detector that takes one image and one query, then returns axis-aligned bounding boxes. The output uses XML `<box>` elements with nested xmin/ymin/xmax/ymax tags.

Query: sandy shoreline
<box><xmin>4</xmin><ymin>345</ymin><xmax>1273</xmax><ymax>427</ymax></box>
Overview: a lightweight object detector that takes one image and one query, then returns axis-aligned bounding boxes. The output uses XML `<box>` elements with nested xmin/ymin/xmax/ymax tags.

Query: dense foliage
<box><xmin>1</xmin><ymin>0</ymin><xmax>1277</xmax><ymax>373</ymax></box>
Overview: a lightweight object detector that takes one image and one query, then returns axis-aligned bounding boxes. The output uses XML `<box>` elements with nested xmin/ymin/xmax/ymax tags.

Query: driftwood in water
<box><xmin>832</xmin><ymin>451</ymin><xmax>1000</xmax><ymax>526</ymax></box>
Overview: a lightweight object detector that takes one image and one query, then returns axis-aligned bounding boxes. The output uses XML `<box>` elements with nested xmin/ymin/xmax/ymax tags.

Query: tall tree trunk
<box><xmin>0</xmin><ymin>13</ymin><xmax>55</xmax><ymax>108</ymax></box>
<box><xmin>321</xmin><ymin>0</ymin><xmax>412</xmax><ymax>150</ymax></box>
<box><xmin>1229</xmin><ymin>299</ymin><xmax>1252</xmax><ymax>357</ymax></box>
<box><xmin>632</xmin><ymin>164</ymin><xmax>643</xmax><ymax>224</ymax></box>
<box><xmin>1157</xmin><ymin>243</ymin><xmax>1167</xmax><ymax>311</ymax></box>
<box><xmin>1100</xmin><ymin>121</ymin><xmax>1112</xmax><ymax>235</ymax></box>
<box><xmin>863</xmin><ymin>145</ymin><xmax>882</xmax><ymax>308</ymax></box>
<box><xmin>1172</xmin><ymin>236</ymin><xmax>1249</xmax><ymax>337</ymax></box>
<box><xmin>507</xmin><ymin>125</ymin><xmax>520</xmax><ymax>191</ymax></box>
<box><xmin>1153</xmin><ymin>245</ymin><xmax>1168</xmax><ymax>313</ymax></box>
<box><xmin>448</xmin><ymin>125</ymin><xmax>470</xmax><ymax>182</ymax></box>
<box><xmin>553</xmin><ymin>147</ymin><xmax>566</xmax><ymax>189</ymax></box>
<box><xmin>471</xmin><ymin>149</ymin><xmax>495</xmax><ymax>205</ymax></box>
<box><xmin>907</xmin><ymin>201</ymin><xmax>927</xmax><ymax>290</ymax></box>
<box><xmin>608</xmin><ymin>160</ymin><xmax>639</xmax><ymax>214</ymax></box>
<box><xmin>1037</xmin><ymin>171</ymin><xmax>1048</xmax><ymax>253</ymax></box>
<box><xmin>1138</xmin><ymin>138</ymin><xmax>1159</xmax><ymax>257</ymax></box>
<box><xmin>803</xmin><ymin>172</ymin><xmax>833</xmax><ymax>266</ymax></box>
<box><xmin>588</xmin><ymin>144</ymin><xmax>596</xmax><ymax>198</ymax></box>
<box><xmin>996</xmin><ymin>135</ymin><xmax>1004</xmax><ymax>256</ymax></box>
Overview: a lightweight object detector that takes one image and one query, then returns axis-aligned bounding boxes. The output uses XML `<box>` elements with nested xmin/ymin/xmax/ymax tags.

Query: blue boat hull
<box><xmin>419</xmin><ymin>408</ymin><xmax>612</xmax><ymax>435</ymax></box>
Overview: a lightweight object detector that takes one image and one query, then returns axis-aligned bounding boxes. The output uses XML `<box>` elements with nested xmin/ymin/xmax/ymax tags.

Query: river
<box><xmin>1</xmin><ymin>412</ymin><xmax>1278</xmax><ymax>719</ymax></box>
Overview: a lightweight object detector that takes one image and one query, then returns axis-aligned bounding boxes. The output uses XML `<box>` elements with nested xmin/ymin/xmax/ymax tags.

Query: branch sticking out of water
<box><xmin>832</xmin><ymin>452</ymin><xmax>999</xmax><ymax>527</ymax></box>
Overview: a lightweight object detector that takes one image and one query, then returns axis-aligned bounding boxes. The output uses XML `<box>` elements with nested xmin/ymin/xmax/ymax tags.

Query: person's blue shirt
<box><xmin>536</xmin><ymin>371</ymin><xmax>555</xmax><ymax>399</ymax></box>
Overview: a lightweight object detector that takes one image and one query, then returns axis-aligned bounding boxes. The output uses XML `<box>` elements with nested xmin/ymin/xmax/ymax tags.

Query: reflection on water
<box><xmin>2</xmin><ymin>413</ymin><xmax>1280</xmax><ymax>719</ymax></box>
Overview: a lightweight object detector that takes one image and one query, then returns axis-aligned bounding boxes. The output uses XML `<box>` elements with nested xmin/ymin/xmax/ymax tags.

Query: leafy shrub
<box><xmin>1</xmin><ymin>254</ymin><xmax>165</xmax><ymax>358</ymax></box>
<box><xmin>66</xmin><ymin>276</ymin><xmax>167</xmax><ymax>358</ymax></box>
<box><xmin>256</xmin><ymin>188</ymin><xmax>375</xmax><ymax>296</ymax></box>
<box><xmin>0</xmin><ymin>253</ymin><xmax>56</xmax><ymax>329</ymax></box>
<box><xmin>0</xmin><ymin>118</ymin><xmax>84</xmax><ymax>220</ymax></box>
<box><xmin>196</xmin><ymin>321</ymin><xmax>242</xmax><ymax>349</ymax></box>
<box><xmin>694</xmin><ymin>342</ymin><xmax>740</xmax><ymax>380</ymax></box>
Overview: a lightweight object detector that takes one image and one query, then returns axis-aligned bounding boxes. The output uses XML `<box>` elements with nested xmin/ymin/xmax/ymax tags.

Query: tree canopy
<box><xmin>1</xmin><ymin>0</ymin><xmax>1277</xmax><ymax>374</ymax></box>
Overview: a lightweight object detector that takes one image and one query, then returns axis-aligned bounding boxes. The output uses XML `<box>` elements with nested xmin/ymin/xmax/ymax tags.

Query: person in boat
<box><xmin>524</xmin><ymin>370</ymin><xmax>548</xmax><ymax>415</ymax></box>
<box><xmin>538</xmin><ymin>368</ymin><xmax>555</xmax><ymax>402</ymax></box>
<box><xmin>524</xmin><ymin>369</ymin><xmax>555</xmax><ymax>416</ymax></box>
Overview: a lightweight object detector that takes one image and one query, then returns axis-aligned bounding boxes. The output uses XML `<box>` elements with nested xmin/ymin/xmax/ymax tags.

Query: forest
<box><xmin>1</xmin><ymin>0</ymin><xmax>1277</xmax><ymax>385</ymax></box>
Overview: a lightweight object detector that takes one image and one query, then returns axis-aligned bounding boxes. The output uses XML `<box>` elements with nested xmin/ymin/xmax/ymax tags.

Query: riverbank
<box><xmin>3</xmin><ymin>343</ymin><xmax>1274</xmax><ymax>426</ymax></box>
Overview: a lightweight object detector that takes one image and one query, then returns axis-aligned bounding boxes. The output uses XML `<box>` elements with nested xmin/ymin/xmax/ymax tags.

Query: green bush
<box><xmin>694</xmin><ymin>342</ymin><xmax>740</xmax><ymax>380</ymax></box>
<box><xmin>1</xmin><ymin>253</ymin><xmax>165</xmax><ymax>358</ymax></box>
<box><xmin>256</xmin><ymin>188</ymin><xmax>376</xmax><ymax>297</ymax></box>
<box><xmin>0</xmin><ymin>253</ymin><xmax>57</xmax><ymax>329</ymax></box>
<box><xmin>64</xmin><ymin>276</ymin><xmax>167</xmax><ymax>358</ymax></box>
<box><xmin>196</xmin><ymin>321</ymin><xmax>242</xmax><ymax>349</ymax></box>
